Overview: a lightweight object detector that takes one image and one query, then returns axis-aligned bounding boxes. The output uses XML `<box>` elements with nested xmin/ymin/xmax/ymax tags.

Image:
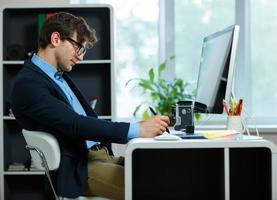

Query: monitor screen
<box><xmin>195</xmin><ymin>25</ymin><xmax>240</xmax><ymax>113</ymax></box>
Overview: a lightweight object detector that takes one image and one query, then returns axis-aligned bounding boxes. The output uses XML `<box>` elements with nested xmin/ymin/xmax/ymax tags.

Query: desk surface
<box><xmin>125</xmin><ymin>137</ymin><xmax>277</xmax><ymax>155</ymax></box>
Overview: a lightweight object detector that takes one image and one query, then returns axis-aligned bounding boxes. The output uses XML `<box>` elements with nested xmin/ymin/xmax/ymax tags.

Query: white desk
<box><xmin>125</xmin><ymin>138</ymin><xmax>277</xmax><ymax>200</ymax></box>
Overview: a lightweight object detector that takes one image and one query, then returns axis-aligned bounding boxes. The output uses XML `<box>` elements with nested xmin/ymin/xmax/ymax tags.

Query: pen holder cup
<box><xmin>227</xmin><ymin>116</ymin><xmax>243</xmax><ymax>134</ymax></box>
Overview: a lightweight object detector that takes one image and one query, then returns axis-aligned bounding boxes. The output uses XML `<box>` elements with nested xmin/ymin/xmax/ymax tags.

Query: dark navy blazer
<box><xmin>11</xmin><ymin>58</ymin><xmax>130</xmax><ymax>198</ymax></box>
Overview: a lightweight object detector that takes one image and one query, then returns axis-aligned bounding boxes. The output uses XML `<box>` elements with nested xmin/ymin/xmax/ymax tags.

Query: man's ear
<box><xmin>50</xmin><ymin>32</ymin><xmax>61</xmax><ymax>47</ymax></box>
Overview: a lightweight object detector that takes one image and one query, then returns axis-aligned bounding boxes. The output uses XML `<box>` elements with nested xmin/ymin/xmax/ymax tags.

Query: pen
<box><xmin>236</xmin><ymin>99</ymin><xmax>243</xmax><ymax>115</ymax></box>
<box><xmin>222</xmin><ymin>100</ymin><xmax>230</xmax><ymax>116</ymax></box>
<box><xmin>149</xmin><ymin>106</ymin><xmax>170</xmax><ymax>134</ymax></box>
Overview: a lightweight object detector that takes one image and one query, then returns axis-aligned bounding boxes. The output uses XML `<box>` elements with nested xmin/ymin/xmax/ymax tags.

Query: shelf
<box><xmin>79</xmin><ymin>60</ymin><xmax>111</xmax><ymax>64</ymax></box>
<box><xmin>131</xmin><ymin>148</ymin><xmax>225</xmax><ymax>200</ymax></box>
<box><xmin>3</xmin><ymin>60</ymin><xmax>24</xmax><ymax>64</ymax></box>
<box><xmin>70</xmin><ymin>63</ymin><xmax>112</xmax><ymax>115</ymax></box>
<box><xmin>3</xmin><ymin>116</ymin><xmax>16</xmax><ymax>120</ymax></box>
<box><xmin>98</xmin><ymin>116</ymin><xmax>112</xmax><ymax>119</ymax></box>
<box><xmin>3</xmin><ymin>59</ymin><xmax>111</xmax><ymax>64</ymax></box>
<box><xmin>2</xmin><ymin>63</ymin><xmax>112</xmax><ymax>116</ymax></box>
<box><xmin>3</xmin><ymin>7</ymin><xmax>111</xmax><ymax>60</ymax></box>
<box><xmin>4</xmin><ymin>175</ymin><xmax>47</xmax><ymax>200</ymax></box>
<box><xmin>4</xmin><ymin>171</ymin><xmax>45</xmax><ymax>175</ymax></box>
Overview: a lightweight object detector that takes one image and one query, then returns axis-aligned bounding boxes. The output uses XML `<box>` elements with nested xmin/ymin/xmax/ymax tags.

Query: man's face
<box><xmin>56</xmin><ymin>32</ymin><xmax>86</xmax><ymax>72</ymax></box>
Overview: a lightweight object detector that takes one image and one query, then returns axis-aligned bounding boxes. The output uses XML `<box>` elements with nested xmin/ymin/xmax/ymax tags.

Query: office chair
<box><xmin>22</xmin><ymin>129</ymin><xmax>109</xmax><ymax>200</ymax></box>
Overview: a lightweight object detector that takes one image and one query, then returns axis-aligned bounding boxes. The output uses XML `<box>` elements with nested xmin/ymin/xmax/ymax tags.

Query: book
<box><xmin>8</xmin><ymin>163</ymin><xmax>27</xmax><ymax>171</ymax></box>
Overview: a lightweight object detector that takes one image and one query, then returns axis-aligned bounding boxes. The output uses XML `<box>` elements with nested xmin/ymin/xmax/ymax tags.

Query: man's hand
<box><xmin>139</xmin><ymin>115</ymin><xmax>170</xmax><ymax>138</ymax></box>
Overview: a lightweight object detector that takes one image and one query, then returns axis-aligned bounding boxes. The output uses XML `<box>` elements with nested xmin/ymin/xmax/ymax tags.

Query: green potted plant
<box><xmin>126</xmin><ymin>57</ymin><xmax>196</xmax><ymax>120</ymax></box>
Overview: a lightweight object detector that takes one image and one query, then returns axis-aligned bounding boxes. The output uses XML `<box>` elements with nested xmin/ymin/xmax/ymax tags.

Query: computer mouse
<box><xmin>154</xmin><ymin>133</ymin><xmax>182</xmax><ymax>141</ymax></box>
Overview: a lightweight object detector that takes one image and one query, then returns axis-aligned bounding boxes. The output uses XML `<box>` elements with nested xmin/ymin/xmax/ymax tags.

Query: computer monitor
<box><xmin>195</xmin><ymin>25</ymin><xmax>240</xmax><ymax>113</ymax></box>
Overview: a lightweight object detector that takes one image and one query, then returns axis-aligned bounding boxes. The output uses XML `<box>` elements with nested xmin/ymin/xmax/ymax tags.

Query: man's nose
<box><xmin>76</xmin><ymin>53</ymin><xmax>84</xmax><ymax>61</ymax></box>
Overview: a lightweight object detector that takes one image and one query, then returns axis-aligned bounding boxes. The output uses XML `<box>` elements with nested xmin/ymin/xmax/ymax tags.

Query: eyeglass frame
<box><xmin>66</xmin><ymin>37</ymin><xmax>91</xmax><ymax>56</ymax></box>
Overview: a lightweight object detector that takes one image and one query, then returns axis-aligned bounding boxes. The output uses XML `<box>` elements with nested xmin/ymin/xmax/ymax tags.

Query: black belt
<box><xmin>90</xmin><ymin>144</ymin><xmax>102</xmax><ymax>151</ymax></box>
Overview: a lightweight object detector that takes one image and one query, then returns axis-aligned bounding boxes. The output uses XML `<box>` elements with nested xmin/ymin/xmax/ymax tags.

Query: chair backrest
<box><xmin>22</xmin><ymin>129</ymin><xmax>61</xmax><ymax>170</ymax></box>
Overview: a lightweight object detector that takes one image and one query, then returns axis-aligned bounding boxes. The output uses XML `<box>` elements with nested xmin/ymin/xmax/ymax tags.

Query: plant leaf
<box><xmin>133</xmin><ymin>104</ymin><xmax>142</xmax><ymax>116</ymax></box>
<box><xmin>158</xmin><ymin>62</ymin><xmax>166</xmax><ymax>77</ymax></box>
<box><xmin>125</xmin><ymin>78</ymin><xmax>140</xmax><ymax>87</ymax></box>
<box><xmin>194</xmin><ymin>113</ymin><xmax>202</xmax><ymax>121</ymax></box>
<box><xmin>148</xmin><ymin>68</ymin><xmax>154</xmax><ymax>82</ymax></box>
<box><xmin>139</xmin><ymin>80</ymin><xmax>154</xmax><ymax>91</ymax></box>
<box><xmin>142</xmin><ymin>110</ymin><xmax>150</xmax><ymax>120</ymax></box>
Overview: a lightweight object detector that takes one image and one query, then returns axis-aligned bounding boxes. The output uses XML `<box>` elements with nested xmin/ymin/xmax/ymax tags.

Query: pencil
<box><xmin>149</xmin><ymin>107</ymin><xmax>170</xmax><ymax>134</ymax></box>
<box><xmin>222</xmin><ymin>100</ymin><xmax>229</xmax><ymax>116</ymax></box>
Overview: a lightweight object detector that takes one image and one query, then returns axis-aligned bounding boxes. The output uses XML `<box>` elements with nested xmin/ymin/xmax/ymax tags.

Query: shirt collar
<box><xmin>31</xmin><ymin>54</ymin><xmax>64</xmax><ymax>81</ymax></box>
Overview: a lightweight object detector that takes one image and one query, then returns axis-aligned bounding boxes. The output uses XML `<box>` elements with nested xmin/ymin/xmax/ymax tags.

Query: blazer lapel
<box><xmin>25</xmin><ymin>59</ymin><xmax>71</xmax><ymax>106</ymax></box>
<box><xmin>63</xmin><ymin>73</ymin><xmax>98</xmax><ymax>118</ymax></box>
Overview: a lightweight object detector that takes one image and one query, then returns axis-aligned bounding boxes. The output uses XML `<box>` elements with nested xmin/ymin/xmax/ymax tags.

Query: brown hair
<box><xmin>39</xmin><ymin>12</ymin><xmax>97</xmax><ymax>49</ymax></box>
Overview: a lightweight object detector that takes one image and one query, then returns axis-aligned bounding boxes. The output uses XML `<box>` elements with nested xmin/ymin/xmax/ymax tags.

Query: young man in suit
<box><xmin>11</xmin><ymin>12</ymin><xmax>169</xmax><ymax>200</ymax></box>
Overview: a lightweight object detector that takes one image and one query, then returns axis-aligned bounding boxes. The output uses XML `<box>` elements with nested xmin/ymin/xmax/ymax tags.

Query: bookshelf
<box><xmin>0</xmin><ymin>5</ymin><xmax>114</xmax><ymax>199</ymax></box>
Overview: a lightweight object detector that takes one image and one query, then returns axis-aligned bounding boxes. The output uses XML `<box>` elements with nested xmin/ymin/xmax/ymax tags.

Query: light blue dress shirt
<box><xmin>31</xmin><ymin>54</ymin><xmax>139</xmax><ymax>148</ymax></box>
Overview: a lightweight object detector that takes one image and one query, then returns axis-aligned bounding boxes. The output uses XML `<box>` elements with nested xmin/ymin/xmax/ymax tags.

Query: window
<box><xmin>71</xmin><ymin>0</ymin><xmax>159</xmax><ymax>119</ymax></box>
<box><xmin>251</xmin><ymin>0</ymin><xmax>277</xmax><ymax>121</ymax></box>
<box><xmin>175</xmin><ymin>0</ymin><xmax>234</xmax><ymax>88</ymax></box>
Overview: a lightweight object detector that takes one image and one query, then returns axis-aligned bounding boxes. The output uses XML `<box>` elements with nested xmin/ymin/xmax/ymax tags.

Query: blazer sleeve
<box><xmin>11</xmin><ymin>73</ymin><xmax>130</xmax><ymax>144</ymax></box>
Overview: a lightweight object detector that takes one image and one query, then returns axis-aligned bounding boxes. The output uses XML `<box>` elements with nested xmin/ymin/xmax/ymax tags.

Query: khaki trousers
<box><xmin>85</xmin><ymin>147</ymin><xmax>124</xmax><ymax>200</ymax></box>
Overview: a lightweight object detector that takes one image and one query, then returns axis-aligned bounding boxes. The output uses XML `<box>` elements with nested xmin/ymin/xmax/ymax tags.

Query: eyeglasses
<box><xmin>66</xmin><ymin>37</ymin><xmax>89</xmax><ymax>56</ymax></box>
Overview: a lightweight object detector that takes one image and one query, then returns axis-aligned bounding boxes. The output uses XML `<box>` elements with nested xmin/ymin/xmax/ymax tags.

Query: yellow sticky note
<box><xmin>203</xmin><ymin>130</ymin><xmax>238</xmax><ymax>139</ymax></box>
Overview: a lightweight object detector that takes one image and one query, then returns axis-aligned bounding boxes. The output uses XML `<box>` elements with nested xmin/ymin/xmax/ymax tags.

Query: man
<box><xmin>11</xmin><ymin>12</ymin><xmax>169</xmax><ymax>200</ymax></box>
